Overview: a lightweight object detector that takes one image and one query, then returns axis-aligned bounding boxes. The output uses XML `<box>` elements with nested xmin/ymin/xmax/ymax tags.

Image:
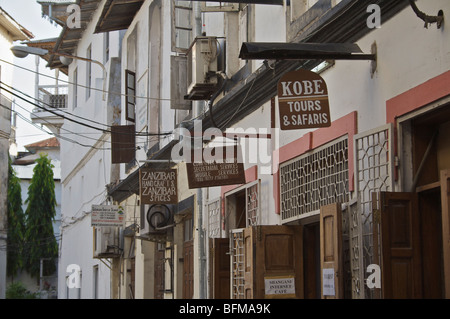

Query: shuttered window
<box><xmin>171</xmin><ymin>0</ymin><xmax>192</xmax><ymax>53</ymax></box>
<box><xmin>125</xmin><ymin>70</ymin><xmax>136</xmax><ymax>122</ymax></box>
<box><xmin>111</xmin><ymin>125</ymin><xmax>135</xmax><ymax>164</ymax></box>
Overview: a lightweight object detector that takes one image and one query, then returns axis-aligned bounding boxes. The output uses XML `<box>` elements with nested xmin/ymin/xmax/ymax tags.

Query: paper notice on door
<box><xmin>322</xmin><ymin>268</ymin><xmax>335</xmax><ymax>296</ymax></box>
<box><xmin>264</xmin><ymin>275</ymin><xmax>296</xmax><ymax>298</ymax></box>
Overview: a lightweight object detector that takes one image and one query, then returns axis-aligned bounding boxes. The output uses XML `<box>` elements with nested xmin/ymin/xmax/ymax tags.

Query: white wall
<box><xmin>58</xmin><ymin>0</ymin><xmax>121</xmax><ymax>299</ymax></box>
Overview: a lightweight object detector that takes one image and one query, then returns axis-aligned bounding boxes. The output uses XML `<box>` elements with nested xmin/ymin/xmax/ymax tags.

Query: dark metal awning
<box><xmin>239</xmin><ymin>42</ymin><xmax>376</xmax><ymax>60</ymax></box>
<box><xmin>95</xmin><ymin>0</ymin><xmax>145</xmax><ymax>33</ymax></box>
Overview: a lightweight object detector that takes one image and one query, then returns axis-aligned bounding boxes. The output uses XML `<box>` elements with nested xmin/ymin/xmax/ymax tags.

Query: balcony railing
<box><xmin>34</xmin><ymin>85</ymin><xmax>68</xmax><ymax>112</ymax></box>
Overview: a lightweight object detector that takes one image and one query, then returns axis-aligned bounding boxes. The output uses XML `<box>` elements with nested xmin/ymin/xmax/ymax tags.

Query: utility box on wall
<box><xmin>185</xmin><ymin>36</ymin><xmax>220</xmax><ymax>100</ymax></box>
<box><xmin>93</xmin><ymin>227</ymin><xmax>121</xmax><ymax>258</ymax></box>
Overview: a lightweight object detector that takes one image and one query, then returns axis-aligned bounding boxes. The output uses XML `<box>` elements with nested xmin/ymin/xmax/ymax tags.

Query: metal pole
<box><xmin>40</xmin><ymin>258</ymin><xmax>44</xmax><ymax>291</ymax></box>
<box><xmin>193</xmin><ymin>0</ymin><xmax>206</xmax><ymax>299</ymax></box>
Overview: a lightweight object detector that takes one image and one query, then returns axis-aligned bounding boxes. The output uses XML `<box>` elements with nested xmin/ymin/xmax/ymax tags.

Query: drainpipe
<box><xmin>193</xmin><ymin>1</ymin><xmax>206</xmax><ymax>299</ymax></box>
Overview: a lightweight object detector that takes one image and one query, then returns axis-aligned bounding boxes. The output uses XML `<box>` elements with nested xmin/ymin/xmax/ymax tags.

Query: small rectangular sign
<box><xmin>186</xmin><ymin>145</ymin><xmax>246</xmax><ymax>189</ymax></box>
<box><xmin>264</xmin><ymin>275</ymin><xmax>296</xmax><ymax>298</ymax></box>
<box><xmin>322</xmin><ymin>268</ymin><xmax>336</xmax><ymax>296</ymax></box>
<box><xmin>91</xmin><ymin>205</ymin><xmax>124</xmax><ymax>227</ymax></box>
<box><xmin>140</xmin><ymin>169</ymin><xmax>178</xmax><ymax>205</ymax></box>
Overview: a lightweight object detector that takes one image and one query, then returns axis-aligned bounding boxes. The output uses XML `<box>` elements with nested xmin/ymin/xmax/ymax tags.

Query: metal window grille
<box><xmin>230</xmin><ymin>229</ymin><xmax>245</xmax><ymax>299</ymax></box>
<box><xmin>353</xmin><ymin>123</ymin><xmax>394</xmax><ymax>299</ymax></box>
<box><xmin>246</xmin><ymin>181</ymin><xmax>259</xmax><ymax>227</ymax></box>
<box><xmin>279</xmin><ymin>136</ymin><xmax>349</xmax><ymax>223</ymax></box>
<box><xmin>207</xmin><ymin>198</ymin><xmax>221</xmax><ymax>238</ymax></box>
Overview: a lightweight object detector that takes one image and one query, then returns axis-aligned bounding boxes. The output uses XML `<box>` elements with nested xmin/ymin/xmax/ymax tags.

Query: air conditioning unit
<box><xmin>93</xmin><ymin>226</ymin><xmax>121</xmax><ymax>258</ymax></box>
<box><xmin>185</xmin><ymin>36</ymin><xmax>221</xmax><ymax>101</ymax></box>
<box><xmin>140</xmin><ymin>204</ymin><xmax>175</xmax><ymax>241</ymax></box>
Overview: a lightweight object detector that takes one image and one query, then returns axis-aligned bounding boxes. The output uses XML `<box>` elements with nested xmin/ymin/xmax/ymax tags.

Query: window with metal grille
<box><xmin>352</xmin><ymin>123</ymin><xmax>393</xmax><ymax>299</ymax></box>
<box><xmin>208</xmin><ymin>198</ymin><xmax>221</xmax><ymax>238</ymax></box>
<box><xmin>279</xmin><ymin>136</ymin><xmax>349</xmax><ymax>222</ymax></box>
<box><xmin>246</xmin><ymin>181</ymin><xmax>259</xmax><ymax>227</ymax></box>
<box><xmin>230</xmin><ymin>229</ymin><xmax>245</xmax><ymax>299</ymax></box>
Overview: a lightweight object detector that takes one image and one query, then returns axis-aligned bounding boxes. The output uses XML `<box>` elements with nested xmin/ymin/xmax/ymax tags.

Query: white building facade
<box><xmin>36</xmin><ymin>0</ymin><xmax>450</xmax><ymax>299</ymax></box>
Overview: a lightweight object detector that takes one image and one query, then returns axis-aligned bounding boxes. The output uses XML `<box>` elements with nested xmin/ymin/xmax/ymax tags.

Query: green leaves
<box><xmin>23</xmin><ymin>153</ymin><xmax>58</xmax><ymax>278</ymax></box>
<box><xmin>7</xmin><ymin>153</ymin><xmax>58</xmax><ymax>280</ymax></box>
<box><xmin>7</xmin><ymin>156</ymin><xmax>25</xmax><ymax>278</ymax></box>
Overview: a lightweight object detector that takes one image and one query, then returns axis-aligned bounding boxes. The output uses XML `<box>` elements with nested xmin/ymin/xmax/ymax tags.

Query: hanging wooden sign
<box><xmin>278</xmin><ymin>69</ymin><xmax>331</xmax><ymax>130</ymax></box>
<box><xmin>139</xmin><ymin>168</ymin><xmax>178</xmax><ymax>205</ymax></box>
<box><xmin>186</xmin><ymin>145</ymin><xmax>246</xmax><ymax>189</ymax></box>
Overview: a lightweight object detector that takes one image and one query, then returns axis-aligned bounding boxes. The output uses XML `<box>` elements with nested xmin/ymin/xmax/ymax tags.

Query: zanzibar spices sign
<box><xmin>278</xmin><ymin>69</ymin><xmax>331</xmax><ymax>130</ymax></box>
<box><xmin>186</xmin><ymin>145</ymin><xmax>246</xmax><ymax>189</ymax></box>
<box><xmin>140</xmin><ymin>169</ymin><xmax>178</xmax><ymax>205</ymax></box>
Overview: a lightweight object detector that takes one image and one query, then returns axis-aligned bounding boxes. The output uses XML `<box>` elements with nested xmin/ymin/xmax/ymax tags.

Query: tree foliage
<box><xmin>7</xmin><ymin>156</ymin><xmax>25</xmax><ymax>278</ymax></box>
<box><xmin>24</xmin><ymin>153</ymin><xmax>58</xmax><ymax>278</ymax></box>
<box><xmin>5</xmin><ymin>282</ymin><xmax>38</xmax><ymax>299</ymax></box>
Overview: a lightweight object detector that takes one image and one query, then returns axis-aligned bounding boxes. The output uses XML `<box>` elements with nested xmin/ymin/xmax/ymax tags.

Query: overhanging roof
<box><xmin>94</xmin><ymin>0</ymin><xmax>145</xmax><ymax>33</ymax></box>
<box><xmin>239</xmin><ymin>42</ymin><xmax>375</xmax><ymax>60</ymax></box>
<box><xmin>24</xmin><ymin>37</ymin><xmax>59</xmax><ymax>70</ymax></box>
<box><xmin>0</xmin><ymin>7</ymin><xmax>34</xmax><ymax>41</ymax></box>
<box><xmin>44</xmin><ymin>0</ymin><xmax>102</xmax><ymax>74</ymax></box>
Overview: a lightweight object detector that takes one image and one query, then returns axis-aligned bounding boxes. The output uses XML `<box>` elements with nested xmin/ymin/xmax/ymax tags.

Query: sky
<box><xmin>0</xmin><ymin>0</ymin><xmax>65</xmax><ymax>152</ymax></box>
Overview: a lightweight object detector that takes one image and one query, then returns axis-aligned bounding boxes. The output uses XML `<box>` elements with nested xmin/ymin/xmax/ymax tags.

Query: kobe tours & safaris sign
<box><xmin>278</xmin><ymin>69</ymin><xmax>331</xmax><ymax>130</ymax></box>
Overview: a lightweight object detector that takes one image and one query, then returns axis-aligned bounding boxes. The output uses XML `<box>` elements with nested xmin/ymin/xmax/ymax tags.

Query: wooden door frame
<box><xmin>441</xmin><ymin>169</ymin><xmax>450</xmax><ymax>298</ymax></box>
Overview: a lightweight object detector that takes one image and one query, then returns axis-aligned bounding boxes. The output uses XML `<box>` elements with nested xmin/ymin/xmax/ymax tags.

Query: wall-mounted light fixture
<box><xmin>409</xmin><ymin>0</ymin><xmax>444</xmax><ymax>29</ymax></box>
<box><xmin>11</xmin><ymin>45</ymin><xmax>107</xmax><ymax>100</ymax></box>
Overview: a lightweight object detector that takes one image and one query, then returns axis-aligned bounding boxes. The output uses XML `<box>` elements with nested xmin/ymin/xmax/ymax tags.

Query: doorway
<box><xmin>381</xmin><ymin>104</ymin><xmax>450</xmax><ymax>298</ymax></box>
<box><xmin>303</xmin><ymin>222</ymin><xmax>320</xmax><ymax>299</ymax></box>
<box><xmin>225</xmin><ymin>189</ymin><xmax>247</xmax><ymax>231</ymax></box>
<box><xmin>408</xmin><ymin>105</ymin><xmax>448</xmax><ymax>298</ymax></box>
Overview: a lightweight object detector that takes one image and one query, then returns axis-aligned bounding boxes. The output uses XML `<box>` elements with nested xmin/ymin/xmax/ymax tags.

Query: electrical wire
<box><xmin>3</xmin><ymin>81</ymin><xmax>111</xmax><ymax>130</ymax></box>
<box><xmin>0</xmin><ymin>58</ymin><xmax>208</xmax><ymax>130</ymax></box>
<box><xmin>0</xmin><ymin>57</ymin><xmax>174</xmax><ymax>102</ymax></box>
<box><xmin>10</xmin><ymin>99</ymin><xmax>164</xmax><ymax>149</ymax></box>
<box><xmin>1</xmin><ymin>102</ymin><xmax>110</xmax><ymax>150</ymax></box>
<box><xmin>1</xmin><ymin>82</ymin><xmax>173</xmax><ymax>138</ymax></box>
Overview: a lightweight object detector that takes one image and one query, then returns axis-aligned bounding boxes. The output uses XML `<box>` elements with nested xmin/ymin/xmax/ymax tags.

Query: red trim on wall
<box><xmin>386</xmin><ymin>70</ymin><xmax>450</xmax><ymax>125</ymax></box>
<box><xmin>272</xmin><ymin>111</ymin><xmax>358</xmax><ymax>214</ymax></box>
<box><xmin>220</xmin><ymin>165</ymin><xmax>258</xmax><ymax>221</ymax></box>
<box><xmin>386</xmin><ymin>70</ymin><xmax>450</xmax><ymax>180</ymax></box>
<box><xmin>220</xmin><ymin>165</ymin><xmax>258</xmax><ymax>197</ymax></box>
